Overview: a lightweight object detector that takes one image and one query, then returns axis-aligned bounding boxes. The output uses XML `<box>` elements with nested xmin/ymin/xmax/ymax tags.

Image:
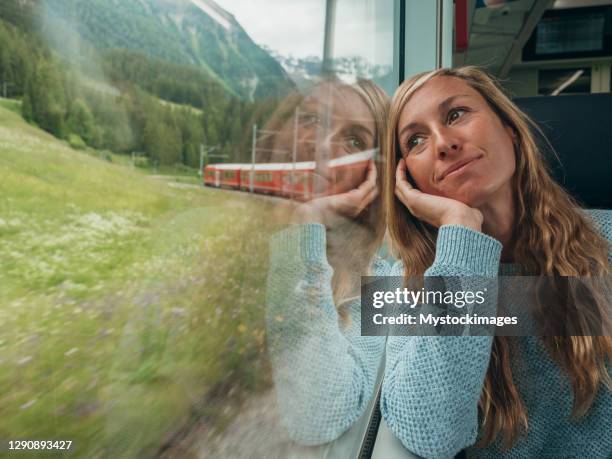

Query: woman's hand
<box><xmin>290</xmin><ymin>160</ymin><xmax>379</xmax><ymax>227</ymax></box>
<box><xmin>395</xmin><ymin>158</ymin><xmax>483</xmax><ymax>231</ymax></box>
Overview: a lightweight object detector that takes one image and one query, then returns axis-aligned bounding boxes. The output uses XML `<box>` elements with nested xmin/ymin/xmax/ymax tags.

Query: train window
<box><xmin>538</xmin><ymin>67</ymin><xmax>592</xmax><ymax>94</ymax></box>
<box><xmin>0</xmin><ymin>0</ymin><xmax>396</xmax><ymax>457</ymax></box>
<box><xmin>255</xmin><ymin>172</ymin><xmax>273</xmax><ymax>182</ymax></box>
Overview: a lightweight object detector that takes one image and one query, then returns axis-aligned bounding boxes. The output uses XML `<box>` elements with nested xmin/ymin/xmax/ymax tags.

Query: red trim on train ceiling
<box><xmin>455</xmin><ymin>0</ymin><xmax>468</xmax><ymax>53</ymax></box>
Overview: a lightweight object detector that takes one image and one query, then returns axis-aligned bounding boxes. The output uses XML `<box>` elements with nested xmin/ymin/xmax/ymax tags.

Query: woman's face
<box><xmin>296</xmin><ymin>83</ymin><xmax>376</xmax><ymax>162</ymax></box>
<box><xmin>273</xmin><ymin>83</ymin><xmax>377</xmax><ymax>195</ymax></box>
<box><xmin>397</xmin><ymin>76</ymin><xmax>516</xmax><ymax>207</ymax></box>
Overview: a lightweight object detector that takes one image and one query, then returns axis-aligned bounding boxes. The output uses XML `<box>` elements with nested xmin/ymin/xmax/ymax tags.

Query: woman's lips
<box><xmin>439</xmin><ymin>155</ymin><xmax>482</xmax><ymax>181</ymax></box>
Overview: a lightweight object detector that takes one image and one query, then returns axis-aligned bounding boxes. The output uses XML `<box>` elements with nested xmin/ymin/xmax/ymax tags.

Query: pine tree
<box><xmin>21</xmin><ymin>79</ymin><xmax>33</xmax><ymax>121</ymax></box>
<box><xmin>28</xmin><ymin>60</ymin><xmax>67</xmax><ymax>138</ymax></box>
<box><xmin>67</xmin><ymin>98</ymin><xmax>98</xmax><ymax>145</ymax></box>
<box><xmin>0</xmin><ymin>47</ymin><xmax>13</xmax><ymax>97</ymax></box>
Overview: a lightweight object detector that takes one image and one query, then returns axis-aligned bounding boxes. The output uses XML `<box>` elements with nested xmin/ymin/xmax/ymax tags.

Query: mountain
<box><xmin>42</xmin><ymin>0</ymin><xmax>294</xmax><ymax>100</ymax></box>
<box><xmin>262</xmin><ymin>47</ymin><xmax>393</xmax><ymax>91</ymax></box>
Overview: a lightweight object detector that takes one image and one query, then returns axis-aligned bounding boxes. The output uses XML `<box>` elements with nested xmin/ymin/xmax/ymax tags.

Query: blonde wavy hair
<box><xmin>384</xmin><ymin>66</ymin><xmax>611</xmax><ymax>449</ymax></box>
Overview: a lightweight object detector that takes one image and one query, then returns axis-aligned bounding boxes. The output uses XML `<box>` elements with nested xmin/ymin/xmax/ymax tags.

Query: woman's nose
<box><xmin>434</xmin><ymin>128</ymin><xmax>462</xmax><ymax>159</ymax></box>
<box><xmin>312</xmin><ymin>129</ymin><xmax>345</xmax><ymax>162</ymax></box>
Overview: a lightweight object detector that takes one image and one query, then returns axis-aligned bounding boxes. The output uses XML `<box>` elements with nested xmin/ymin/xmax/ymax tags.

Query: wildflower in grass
<box><xmin>17</xmin><ymin>356</ymin><xmax>32</xmax><ymax>366</ymax></box>
<box><xmin>20</xmin><ymin>399</ymin><xmax>36</xmax><ymax>410</ymax></box>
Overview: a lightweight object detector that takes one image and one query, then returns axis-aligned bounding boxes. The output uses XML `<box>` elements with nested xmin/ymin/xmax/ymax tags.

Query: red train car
<box><xmin>203</xmin><ymin>148</ymin><xmax>377</xmax><ymax>200</ymax></box>
<box><xmin>279</xmin><ymin>162</ymin><xmax>314</xmax><ymax>200</ymax></box>
<box><xmin>324</xmin><ymin>148</ymin><xmax>375</xmax><ymax>196</ymax></box>
<box><xmin>204</xmin><ymin>164</ymin><xmax>242</xmax><ymax>189</ymax></box>
<box><xmin>250</xmin><ymin>164</ymin><xmax>286</xmax><ymax>195</ymax></box>
<box><xmin>281</xmin><ymin>148</ymin><xmax>376</xmax><ymax>199</ymax></box>
<box><xmin>203</xmin><ymin>164</ymin><xmax>219</xmax><ymax>187</ymax></box>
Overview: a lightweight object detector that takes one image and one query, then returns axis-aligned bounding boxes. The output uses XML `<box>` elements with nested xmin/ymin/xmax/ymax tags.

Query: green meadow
<box><xmin>0</xmin><ymin>101</ymin><xmax>276</xmax><ymax>457</ymax></box>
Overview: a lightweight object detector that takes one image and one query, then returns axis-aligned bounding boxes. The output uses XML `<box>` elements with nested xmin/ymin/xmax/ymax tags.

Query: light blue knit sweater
<box><xmin>266</xmin><ymin>209</ymin><xmax>612</xmax><ymax>458</ymax></box>
<box><xmin>266</xmin><ymin>223</ymin><xmax>388</xmax><ymax>444</ymax></box>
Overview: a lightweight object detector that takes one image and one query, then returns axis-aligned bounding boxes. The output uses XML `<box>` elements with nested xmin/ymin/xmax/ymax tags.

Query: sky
<box><xmin>215</xmin><ymin>0</ymin><xmax>326</xmax><ymax>58</ymax></box>
<box><xmin>214</xmin><ymin>0</ymin><xmax>394</xmax><ymax>65</ymax></box>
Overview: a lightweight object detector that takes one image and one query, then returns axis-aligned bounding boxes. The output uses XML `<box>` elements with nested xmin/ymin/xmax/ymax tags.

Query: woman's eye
<box><xmin>346</xmin><ymin>135</ymin><xmax>365</xmax><ymax>150</ymax></box>
<box><xmin>448</xmin><ymin>108</ymin><xmax>467</xmax><ymax>124</ymax></box>
<box><xmin>406</xmin><ymin>135</ymin><xmax>424</xmax><ymax>151</ymax></box>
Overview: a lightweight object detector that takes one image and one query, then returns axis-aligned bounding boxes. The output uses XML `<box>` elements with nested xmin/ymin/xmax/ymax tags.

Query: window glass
<box><xmin>0</xmin><ymin>0</ymin><xmax>395</xmax><ymax>457</ymax></box>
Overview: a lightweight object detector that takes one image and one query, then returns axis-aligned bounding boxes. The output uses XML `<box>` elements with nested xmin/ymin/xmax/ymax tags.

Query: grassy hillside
<box><xmin>0</xmin><ymin>104</ymin><xmax>276</xmax><ymax>457</ymax></box>
<box><xmin>0</xmin><ymin>97</ymin><xmax>22</xmax><ymax>114</ymax></box>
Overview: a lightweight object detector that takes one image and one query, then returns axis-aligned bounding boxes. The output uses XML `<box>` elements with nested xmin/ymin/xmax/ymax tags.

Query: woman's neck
<box><xmin>478</xmin><ymin>185</ymin><xmax>516</xmax><ymax>262</ymax></box>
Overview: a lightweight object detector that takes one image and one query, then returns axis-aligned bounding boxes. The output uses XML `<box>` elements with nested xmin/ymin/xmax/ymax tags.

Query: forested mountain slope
<box><xmin>0</xmin><ymin>0</ymin><xmax>282</xmax><ymax>165</ymax></box>
<box><xmin>43</xmin><ymin>0</ymin><xmax>294</xmax><ymax>100</ymax></box>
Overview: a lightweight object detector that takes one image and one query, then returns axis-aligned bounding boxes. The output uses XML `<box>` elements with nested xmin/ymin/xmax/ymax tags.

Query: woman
<box><xmin>382</xmin><ymin>66</ymin><xmax>611</xmax><ymax>458</ymax></box>
<box><xmin>265</xmin><ymin>78</ymin><xmax>390</xmax><ymax>444</ymax></box>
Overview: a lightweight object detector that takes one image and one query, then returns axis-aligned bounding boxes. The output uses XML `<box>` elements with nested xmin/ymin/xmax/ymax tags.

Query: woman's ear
<box><xmin>505</xmin><ymin>124</ymin><xmax>518</xmax><ymax>144</ymax></box>
<box><xmin>503</xmin><ymin>125</ymin><xmax>519</xmax><ymax>154</ymax></box>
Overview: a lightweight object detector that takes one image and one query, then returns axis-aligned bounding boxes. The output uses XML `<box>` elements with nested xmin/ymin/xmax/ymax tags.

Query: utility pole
<box><xmin>290</xmin><ymin>107</ymin><xmax>299</xmax><ymax>200</ymax></box>
<box><xmin>199</xmin><ymin>144</ymin><xmax>225</xmax><ymax>172</ymax></box>
<box><xmin>322</xmin><ymin>0</ymin><xmax>337</xmax><ymax>76</ymax></box>
<box><xmin>1</xmin><ymin>81</ymin><xmax>14</xmax><ymax>99</ymax></box>
<box><xmin>199</xmin><ymin>144</ymin><xmax>227</xmax><ymax>185</ymax></box>
<box><xmin>250</xmin><ymin>124</ymin><xmax>257</xmax><ymax>193</ymax></box>
<box><xmin>199</xmin><ymin>145</ymin><xmax>207</xmax><ymax>176</ymax></box>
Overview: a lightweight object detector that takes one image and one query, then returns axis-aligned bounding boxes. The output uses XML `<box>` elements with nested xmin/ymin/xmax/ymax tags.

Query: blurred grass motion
<box><xmin>0</xmin><ymin>104</ymin><xmax>275</xmax><ymax>457</ymax></box>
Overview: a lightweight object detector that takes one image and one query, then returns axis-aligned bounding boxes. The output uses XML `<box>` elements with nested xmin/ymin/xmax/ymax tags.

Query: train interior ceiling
<box><xmin>458</xmin><ymin>0</ymin><xmax>611</xmax><ymax>96</ymax></box>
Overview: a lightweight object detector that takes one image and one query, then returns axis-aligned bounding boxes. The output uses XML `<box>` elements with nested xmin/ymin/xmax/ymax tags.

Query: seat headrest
<box><xmin>514</xmin><ymin>93</ymin><xmax>612</xmax><ymax>209</ymax></box>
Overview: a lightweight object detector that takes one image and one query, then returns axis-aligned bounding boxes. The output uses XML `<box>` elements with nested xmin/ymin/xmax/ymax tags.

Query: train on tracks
<box><xmin>203</xmin><ymin>148</ymin><xmax>377</xmax><ymax>200</ymax></box>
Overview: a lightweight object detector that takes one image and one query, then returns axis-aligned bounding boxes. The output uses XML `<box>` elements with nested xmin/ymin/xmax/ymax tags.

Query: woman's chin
<box><xmin>445</xmin><ymin>189</ymin><xmax>486</xmax><ymax>208</ymax></box>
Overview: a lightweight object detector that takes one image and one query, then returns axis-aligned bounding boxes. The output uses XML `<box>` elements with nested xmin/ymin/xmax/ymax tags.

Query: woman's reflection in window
<box><xmin>265</xmin><ymin>78</ymin><xmax>390</xmax><ymax>445</ymax></box>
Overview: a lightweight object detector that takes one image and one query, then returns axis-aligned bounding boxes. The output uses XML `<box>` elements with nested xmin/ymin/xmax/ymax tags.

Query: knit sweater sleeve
<box><xmin>266</xmin><ymin>223</ymin><xmax>387</xmax><ymax>445</ymax></box>
<box><xmin>381</xmin><ymin>225</ymin><xmax>503</xmax><ymax>459</ymax></box>
<box><xmin>586</xmin><ymin>209</ymin><xmax>612</xmax><ymax>263</ymax></box>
